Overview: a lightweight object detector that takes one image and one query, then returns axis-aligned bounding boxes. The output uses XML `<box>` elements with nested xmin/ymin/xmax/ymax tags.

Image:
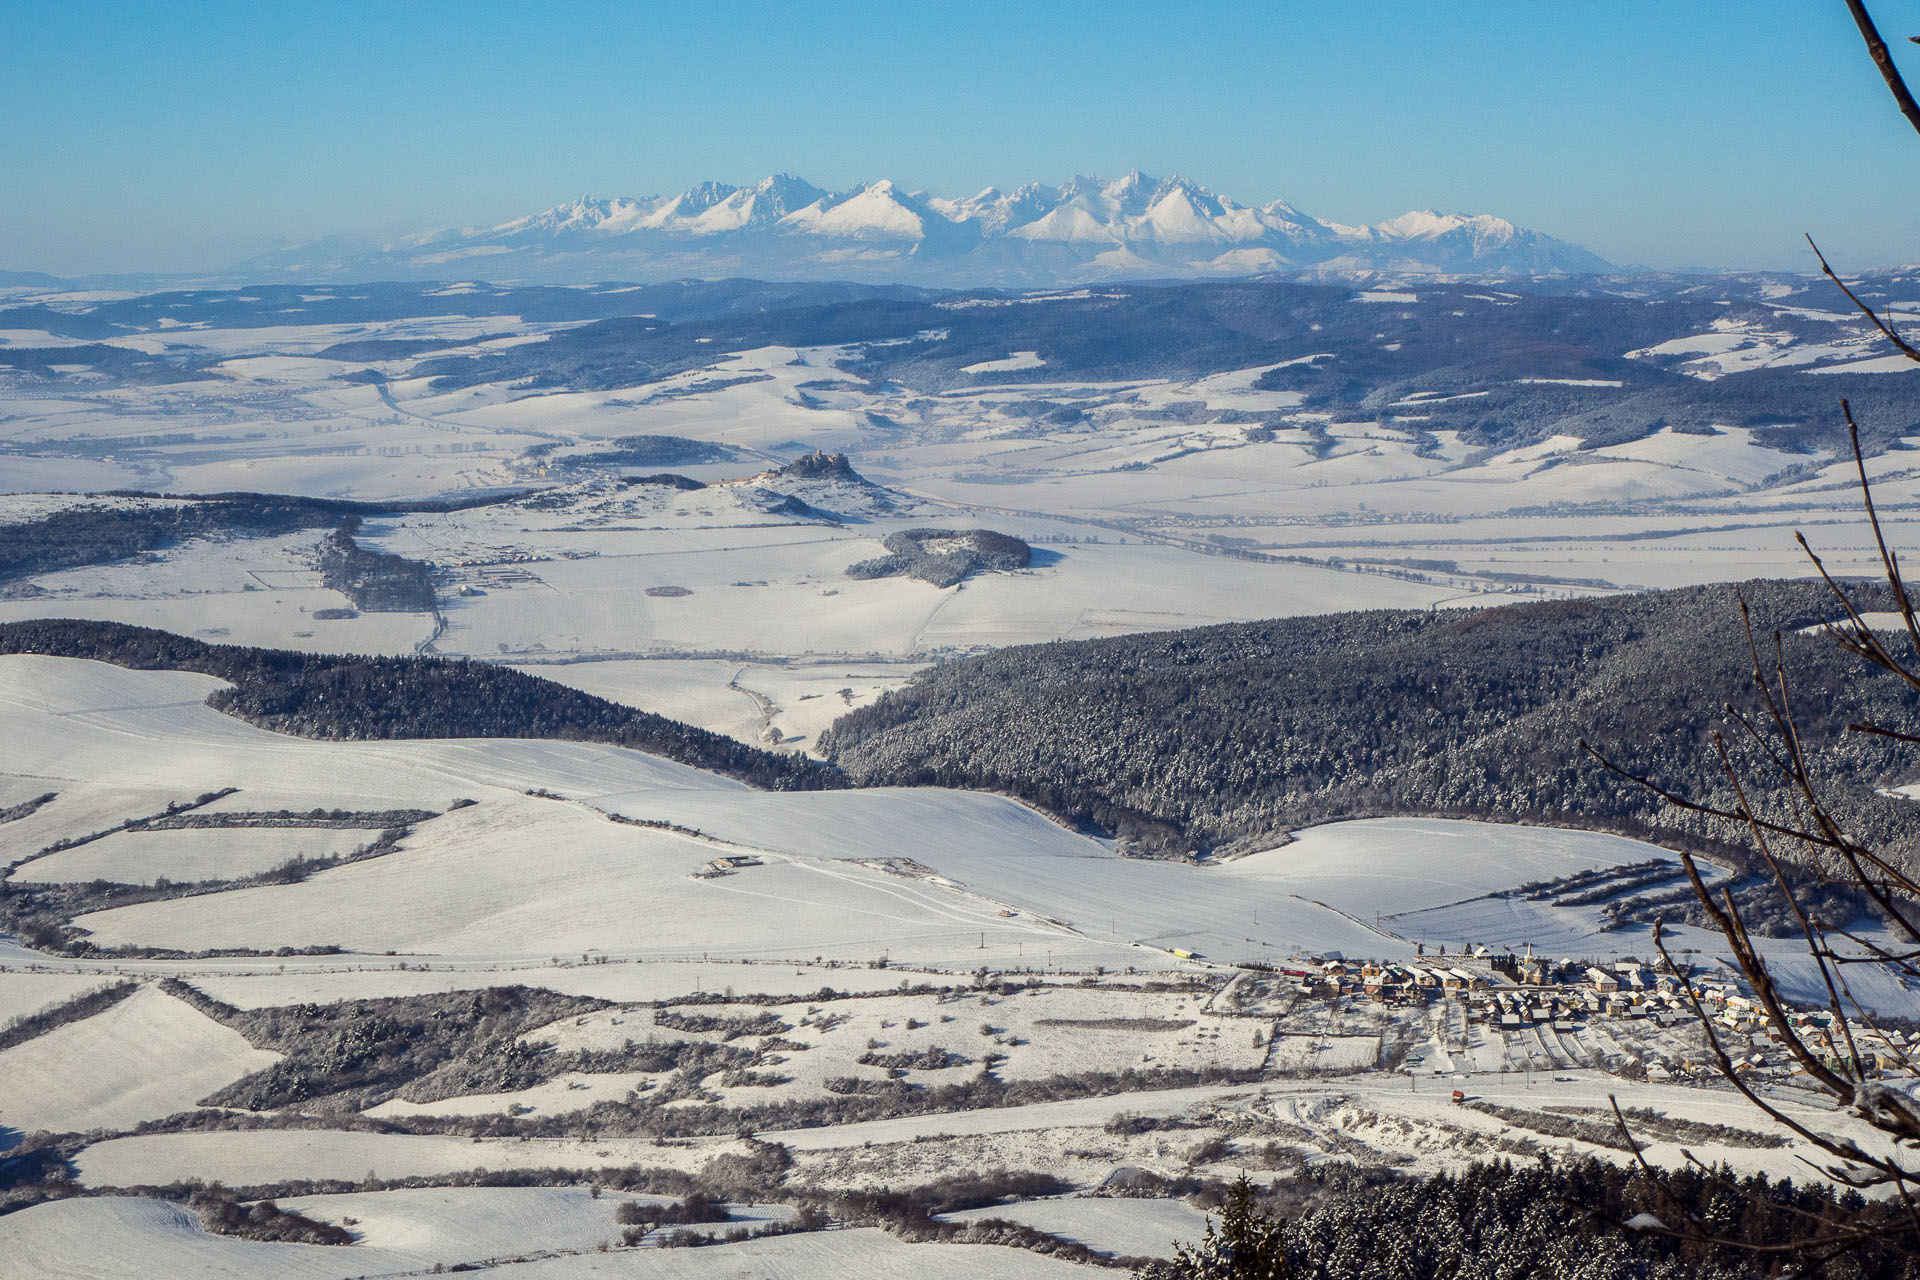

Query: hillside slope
<box><xmin>823</xmin><ymin>580</ymin><xmax>1920</xmax><ymax>861</ymax></box>
<box><xmin>0</xmin><ymin>619</ymin><xmax>837</xmax><ymax>791</ymax></box>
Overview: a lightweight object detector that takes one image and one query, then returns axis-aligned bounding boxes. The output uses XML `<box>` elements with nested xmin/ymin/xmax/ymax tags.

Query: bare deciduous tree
<box><xmin>1583</xmin><ymin>2</ymin><xmax>1920</xmax><ymax>1264</ymax></box>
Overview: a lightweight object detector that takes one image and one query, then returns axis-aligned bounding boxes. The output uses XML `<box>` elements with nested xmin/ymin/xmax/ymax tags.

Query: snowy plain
<box><xmin>5</xmin><ymin>282</ymin><xmax>1920</xmax><ymax>1278</ymax></box>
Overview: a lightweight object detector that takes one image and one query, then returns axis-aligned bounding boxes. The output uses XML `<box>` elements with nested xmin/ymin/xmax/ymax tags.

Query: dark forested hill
<box><xmin>823</xmin><ymin>580</ymin><xmax>1920</xmax><ymax>862</ymax></box>
<box><xmin>0</xmin><ymin>619</ymin><xmax>838</xmax><ymax>791</ymax></box>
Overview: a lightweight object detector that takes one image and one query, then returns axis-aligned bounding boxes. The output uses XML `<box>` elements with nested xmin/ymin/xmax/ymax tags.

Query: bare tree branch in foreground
<box><xmin>1586</xmin><ymin>409</ymin><xmax>1920</xmax><ymax>1267</ymax></box>
<box><xmin>1846</xmin><ymin>0</ymin><xmax>1920</xmax><ymax>137</ymax></box>
<box><xmin>1574</xmin><ymin>7</ymin><xmax>1920</xmax><ymax>1265</ymax></box>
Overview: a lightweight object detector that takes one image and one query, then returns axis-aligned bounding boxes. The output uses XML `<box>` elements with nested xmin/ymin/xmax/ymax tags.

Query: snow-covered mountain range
<box><xmin>239</xmin><ymin>172</ymin><xmax>1614</xmax><ymax>286</ymax></box>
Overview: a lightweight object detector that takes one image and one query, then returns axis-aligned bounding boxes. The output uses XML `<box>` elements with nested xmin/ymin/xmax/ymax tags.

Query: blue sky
<box><xmin>5</xmin><ymin>1</ymin><xmax>1920</xmax><ymax>275</ymax></box>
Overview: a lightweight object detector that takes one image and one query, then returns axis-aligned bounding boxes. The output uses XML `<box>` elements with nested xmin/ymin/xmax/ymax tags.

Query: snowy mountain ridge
<box><xmin>240</xmin><ymin>171</ymin><xmax>1614</xmax><ymax>286</ymax></box>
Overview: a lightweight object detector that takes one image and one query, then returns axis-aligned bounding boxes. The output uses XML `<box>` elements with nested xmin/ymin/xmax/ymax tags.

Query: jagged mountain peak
<box><xmin>1374</xmin><ymin>210</ymin><xmax>1518</xmax><ymax>242</ymax></box>
<box><xmin>679</xmin><ymin>180</ymin><xmax>739</xmax><ymax>208</ymax></box>
<box><xmin>782</xmin><ymin>180</ymin><xmax>939</xmax><ymax>241</ymax></box>
<box><xmin>490</xmin><ymin>196</ymin><xmax>639</xmax><ymax>236</ymax></box>
<box><xmin>238</xmin><ymin>172</ymin><xmax>1617</xmax><ymax>286</ymax></box>
<box><xmin>768</xmin><ymin>450</ymin><xmax>865</xmax><ymax>482</ymax></box>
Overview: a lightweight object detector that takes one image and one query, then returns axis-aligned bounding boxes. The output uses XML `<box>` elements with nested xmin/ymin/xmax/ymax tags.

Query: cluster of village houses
<box><xmin>1267</xmin><ymin>946</ymin><xmax>1916</xmax><ymax>1082</ymax></box>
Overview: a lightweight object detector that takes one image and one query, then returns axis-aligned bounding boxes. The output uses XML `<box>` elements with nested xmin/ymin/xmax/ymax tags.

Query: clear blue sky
<box><xmin>5</xmin><ymin>1</ymin><xmax>1920</xmax><ymax>275</ymax></box>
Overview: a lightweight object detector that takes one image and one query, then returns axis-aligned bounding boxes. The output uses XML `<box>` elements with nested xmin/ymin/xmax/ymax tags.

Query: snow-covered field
<box><xmin>0</xmin><ymin>1188</ymin><xmax>794</xmax><ymax>1279</ymax></box>
<box><xmin>0</xmin><ymin>1201</ymin><xmax>1088</xmax><ymax>1278</ymax></box>
<box><xmin>0</xmin><ymin>985</ymin><xmax>280</xmax><ymax>1135</ymax></box>
<box><xmin>72</xmin><ymin>1128</ymin><xmax>740</xmax><ymax>1188</ymax></box>
<box><xmin>0</xmin><ymin>971</ymin><xmax>115</xmax><ymax>1026</ymax></box>
<box><xmin>14</xmin><ymin>826</ymin><xmax>374</xmax><ymax>886</ymax></box>
<box><xmin>941</xmin><ymin>1195</ymin><xmax>1212</xmax><ymax>1259</ymax></box>
<box><xmin>274</xmin><ymin>1185</ymin><xmax>658</xmax><ymax>1256</ymax></box>
<box><xmin>0</xmin><ymin>1197</ymin><xmax>422</xmax><ymax>1280</ymax></box>
<box><xmin>2</xmin><ymin>783</ymin><xmax>208</xmax><ymax>869</ymax></box>
<box><xmin>1266</xmin><ymin>1034</ymin><xmax>1382</xmax><ymax>1072</ymax></box>
<box><xmin>480</xmin><ymin>1229</ymin><xmax>1096</xmax><ymax>1279</ymax></box>
<box><xmin>68</xmin><ymin>792</ymin><xmax>1085</xmax><ymax>963</ymax></box>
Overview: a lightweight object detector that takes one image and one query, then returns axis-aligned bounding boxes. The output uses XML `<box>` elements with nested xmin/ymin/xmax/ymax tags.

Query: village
<box><xmin>1235</xmin><ymin>943</ymin><xmax>1918</xmax><ymax>1089</ymax></box>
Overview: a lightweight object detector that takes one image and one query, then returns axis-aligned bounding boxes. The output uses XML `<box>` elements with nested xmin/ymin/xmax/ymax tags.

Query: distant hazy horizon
<box><xmin>7</xmin><ymin>1</ymin><xmax>1920</xmax><ymax>276</ymax></box>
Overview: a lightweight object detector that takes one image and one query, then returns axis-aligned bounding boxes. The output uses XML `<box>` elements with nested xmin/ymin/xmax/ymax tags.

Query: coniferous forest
<box><xmin>826</xmin><ymin>579</ymin><xmax>1920</xmax><ymax>864</ymax></box>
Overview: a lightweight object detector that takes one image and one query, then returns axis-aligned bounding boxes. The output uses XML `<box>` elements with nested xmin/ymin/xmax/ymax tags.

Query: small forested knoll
<box><xmin>316</xmin><ymin>518</ymin><xmax>437</xmax><ymax>613</ymax></box>
<box><xmin>847</xmin><ymin>528</ymin><xmax>1033</xmax><ymax>587</ymax></box>
<box><xmin>825</xmin><ymin>579</ymin><xmax>1920</xmax><ymax>863</ymax></box>
<box><xmin>0</xmin><ymin>619</ymin><xmax>839</xmax><ymax>791</ymax></box>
